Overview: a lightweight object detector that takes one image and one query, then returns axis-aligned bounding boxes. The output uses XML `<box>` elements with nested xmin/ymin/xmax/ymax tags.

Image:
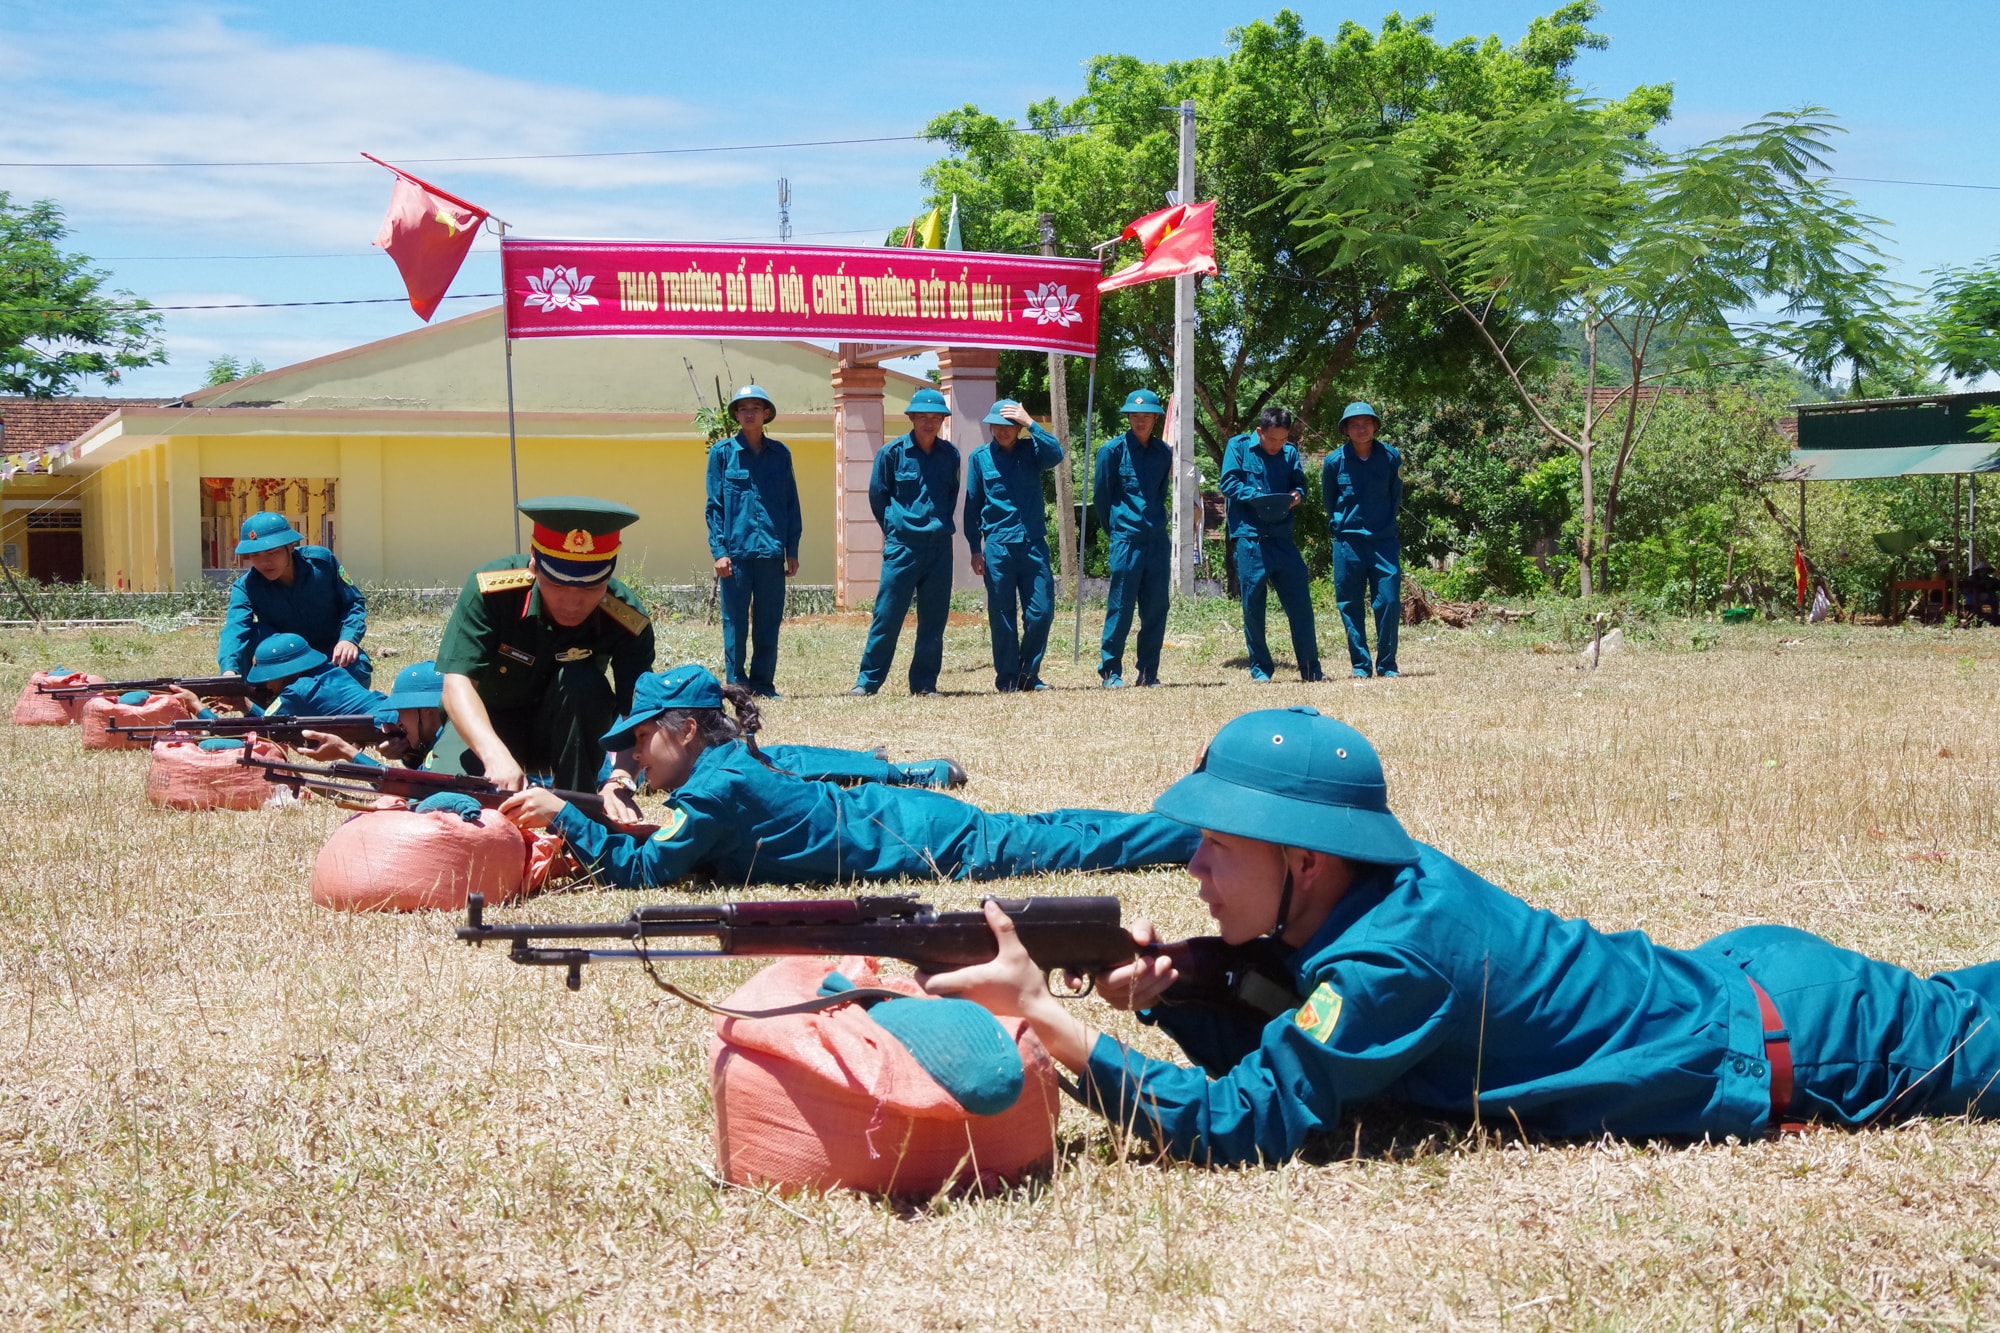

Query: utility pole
<box><xmin>777</xmin><ymin>178</ymin><xmax>792</xmax><ymax>243</ymax></box>
<box><xmin>1039</xmin><ymin>213</ymin><xmax>1077</xmax><ymax>592</ymax></box>
<box><xmin>1171</xmin><ymin>98</ymin><xmax>1199</xmax><ymax>596</ymax></box>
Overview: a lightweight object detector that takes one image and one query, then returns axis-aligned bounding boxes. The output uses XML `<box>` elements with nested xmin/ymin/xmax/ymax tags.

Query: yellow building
<box><xmin>55</xmin><ymin>307</ymin><xmax>927</xmax><ymax>590</ymax></box>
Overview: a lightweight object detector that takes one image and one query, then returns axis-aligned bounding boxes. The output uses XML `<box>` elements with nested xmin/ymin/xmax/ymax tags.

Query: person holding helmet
<box><xmin>852</xmin><ymin>387</ymin><xmax>960</xmax><ymax>697</ymax></box>
<box><xmin>964</xmin><ymin>399</ymin><xmax>1065</xmax><ymax>692</ymax></box>
<box><xmin>216</xmin><ymin>510</ymin><xmax>371</xmax><ymax>686</ymax></box>
<box><xmin>1323</xmin><ymin>401</ymin><xmax>1404</xmax><ymax>677</ymax></box>
<box><xmin>430</xmin><ymin>496</ymin><xmax>655</xmax><ymax>798</ymax></box>
<box><xmin>922</xmin><ymin>707</ymin><xmax>2000</xmax><ymax>1166</ymax></box>
<box><xmin>705</xmin><ymin>384</ymin><xmax>801</xmax><ymax>699</ymax></box>
<box><xmin>1093</xmin><ymin>388</ymin><xmax>1173</xmax><ymax>688</ymax></box>
<box><xmin>1220</xmin><ymin>405</ymin><xmax>1324</xmax><ymax>682</ymax></box>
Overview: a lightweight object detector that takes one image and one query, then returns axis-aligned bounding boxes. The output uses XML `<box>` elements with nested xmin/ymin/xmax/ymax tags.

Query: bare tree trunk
<box><xmin>1579</xmin><ymin>320</ymin><xmax>1599</xmax><ymax>598</ymax></box>
<box><xmin>1040</xmin><ymin>215</ymin><xmax>1077</xmax><ymax>587</ymax></box>
<box><xmin>1577</xmin><ymin>445</ymin><xmax>1596</xmax><ymax>598</ymax></box>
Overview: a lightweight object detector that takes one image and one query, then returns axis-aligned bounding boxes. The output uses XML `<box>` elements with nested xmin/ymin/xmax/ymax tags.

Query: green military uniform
<box><xmin>430</xmin><ymin>539</ymin><xmax>656</xmax><ymax>792</ymax></box>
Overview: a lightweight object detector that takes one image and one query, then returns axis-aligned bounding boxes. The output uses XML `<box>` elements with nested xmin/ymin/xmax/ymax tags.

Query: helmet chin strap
<box><xmin>1269</xmin><ymin>867</ymin><xmax>1296</xmax><ymax>941</ymax></box>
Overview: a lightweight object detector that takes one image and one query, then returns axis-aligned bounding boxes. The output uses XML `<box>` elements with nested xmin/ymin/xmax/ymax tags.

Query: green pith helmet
<box><xmin>1154</xmin><ymin>706</ymin><xmax>1420</xmax><ymax>866</ymax></box>
<box><xmin>246</xmin><ymin>632</ymin><xmax>328</xmax><ymax>685</ymax></box>
<box><xmin>1121</xmin><ymin>388</ymin><xmax>1165</xmax><ymax>415</ymax></box>
<box><xmin>907</xmin><ymin>387</ymin><xmax>950</xmax><ymax>415</ymax></box>
<box><xmin>983</xmin><ymin>398</ymin><xmax>1024</xmax><ymax>426</ymax></box>
<box><xmin>728</xmin><ymin>384</ymin><xmax>776</xmax><ymax>419</ymax></box>
<box><xmin>1340</xmin><ymin>401</ymin><xmax>1380</xmax><ymax>426</ymax></box>
<box><xmin>235</xmin><ymin>511</ymin><xmax>304</xmax><ymax>555</ymax></box>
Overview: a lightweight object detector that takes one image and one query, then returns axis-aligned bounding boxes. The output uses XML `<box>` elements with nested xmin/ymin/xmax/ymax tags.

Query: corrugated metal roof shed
<box><xmin>1788</xmin><ymin>391</ymin><xmax>2000</xmax><ymax>475</ymax></box>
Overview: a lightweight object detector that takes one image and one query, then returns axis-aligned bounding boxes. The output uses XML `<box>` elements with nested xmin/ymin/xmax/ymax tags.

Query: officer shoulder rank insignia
<box><xmin>649</xmin><ymin>805</ymin><xmax>690</xmax><ymax>842</ymax></box>
<box><xmin>600</xmin><ymin>596</ymin><xmax>649</xmax><ymax>635</ymax></box>
<box><xmin>554</xmin><ymin>646</ymin><xmax>594</xmax><ymax>663</ymax></box>
<box><xmin>477</xmin><ymin>568</ymin><xmax>535</xmax><ymax>595</ymax></box>
<box><xmin>1293</xmin><ymin>982</ymin><xmax>1344</xmax><ymax>1044</ymax></box>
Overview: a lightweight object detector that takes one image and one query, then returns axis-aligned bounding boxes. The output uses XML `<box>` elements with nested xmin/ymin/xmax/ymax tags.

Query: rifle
<box><xmin>110</xmin><ymin>713</ymin><xmax>399</xmax><ymax>747</ymax></box>
<box><xmin>240</xmin><ymin>755</ymin><xmax>609</xmax><ymax>820</ymax></box>
<box><xmin>456</xmin><ymin>893</ymin><xmax>1305</xmax><ymax>1024</ymax></box>
<box><xmin>38</xmin><ymin>674</ymin><xmax>264</xmax><ymax>703</ymax></box>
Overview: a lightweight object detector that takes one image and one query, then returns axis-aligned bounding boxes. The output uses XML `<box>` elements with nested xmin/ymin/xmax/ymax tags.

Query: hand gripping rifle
<box><xmin>239</xmin><ymin>755</ymin><xmax>610</xmax><ymax>819</ymax></box>
<box><xmin>455</xmin><ymin>893</ymin><xmax>1306</xmax><ymax>1023</ymax></box>
<box><xmin>38</xmin><ymin>674</ymin><xmax>265</xmax><ymax>703</ymax></box>
<box><xmin>109</xmin><ymin>713</ymin><xmax>399</xmax><ymax>747</ymax></box>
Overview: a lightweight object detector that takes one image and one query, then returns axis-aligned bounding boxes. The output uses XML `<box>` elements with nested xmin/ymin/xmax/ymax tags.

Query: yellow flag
<box><xmin>915</xmin><ymin>207</ymin><xmax>943</xmax><ymax>249</ymax></box>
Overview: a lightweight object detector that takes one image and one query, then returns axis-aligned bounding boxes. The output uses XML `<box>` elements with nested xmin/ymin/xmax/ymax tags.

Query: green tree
<box><xmin>1289</xmin><ymin>97</ymin><xmax>1912</xmax><ymax>594</ymax></box>
<box><xmin>203</xmin><ymin>355</ymin><xmax>266</xmax><ymax>386</ymax></box>
<box><xmin>0</xmin><ymin>192</ymin><xmax>166</xmax><ymax>397</ymax></box>
<box><xmin>909</xmin><ymin>6</ymin><xmax>1629</xmax><ymax>462</ymax></box>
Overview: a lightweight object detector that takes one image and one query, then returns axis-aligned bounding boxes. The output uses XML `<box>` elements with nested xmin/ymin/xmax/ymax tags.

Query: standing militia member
<box><xmin>964</xmin><ymin>399</ymin><xmax>1064</xmax><ymax>692</ymax></box>
<box><xmin>217</xmin><ymin>511</ymin><xmax>371</xmax><ymax>686</ymax></box>
<box><xmin>1322</xmin><ymin>401</ymin><xmax>1404</xmax><ymax>678</ymax></box>
<box><xmin>852</xmin><ymin>387</ymin><xmax>960</xmax><ymax>697</ymax></box>
<box><xmin>1220</xmin><ymin>406</ymin><xmax>1324</xmax><ymax>683</ymax></box>
<box><xmin>1094</xmin><ymin>388</ymin><xmax>1172</xmax><ymax>689</ymax></box>
<box><xmin>924</xmin><ymin>707</ymin><xmax>2000</xmax><ymax>1165</ymax></box>
<box><xmin>706</xmin><ymin>384</ymin><xmax>800</xmax><ymax>699</ymax></box>
<box><xmin>431</xmin><ymin>497</ymin><xmax>655</xmax><ymax>794</ymax></box>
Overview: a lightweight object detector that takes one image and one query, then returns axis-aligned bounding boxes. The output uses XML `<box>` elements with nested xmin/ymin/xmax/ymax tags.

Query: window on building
<box><xmin>201</xmin><ymin>478</ymin><xmax>337</xmax><ymax>570</ymax></box>
<box><xmin>24</xmin><ymin>509</ymin><xmax>84</xmax><ymax>583</ymax></box>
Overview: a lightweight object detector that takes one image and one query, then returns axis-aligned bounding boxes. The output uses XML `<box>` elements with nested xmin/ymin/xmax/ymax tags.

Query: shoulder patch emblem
<box><xmin>649</xmin><ymin>805</ymin><xmax>690</xmax><ymax>842</ymax></box>
<box><xmin>600</xmin><ymin>596</ymin><xmax>649</xmax><ymax>635</ymax></box>
<box><xmin>1293</xmin><ymin>982</ymin><xmax>1344</xmax><ymax>1044</ymax></box>
<box><xmin>477</xmin><ymin>568</ymin><xmax>535</xmax><ymax>594</ymax></box>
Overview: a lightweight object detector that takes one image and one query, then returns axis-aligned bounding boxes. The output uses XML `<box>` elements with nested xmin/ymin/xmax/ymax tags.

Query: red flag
<box><xmin>1097</xmin><ymin>200</ymin><xmax>1219</xmax><ymax>294</ymax></box>
<box><xmin>1794</xmin><ymin>545</ymin><xmax>1810</xmax><ymax>607</ymax></box>
<box><xmin>364</xmin><ymin>153</ymin><xmax>489</xmax><ymax>322</ymax></box>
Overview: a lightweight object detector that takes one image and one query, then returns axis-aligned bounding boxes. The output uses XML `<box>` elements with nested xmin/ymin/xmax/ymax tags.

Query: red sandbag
<box><xmin>146</xmin><ymin>739</ymin><xmax>289</xmax><ymax>811</ymax></box>
<box><xmin>13</xmin><ymin>671</ymin><xmax>104</xmax><ymax>725</ymax></box>
<box><xmin>309</xmin><ymin>805</ymin><xmax>530</xmax><ymax>912</ymax></box>
<box><xmin>710</xmin><ymin>956</ymin><xmax>1059</xmax><ymax>1198</ymax></box>
<box><xmin>79</xmin><ymin>693</ymin><xmax>195</xmax><ymax>751</ymax></box>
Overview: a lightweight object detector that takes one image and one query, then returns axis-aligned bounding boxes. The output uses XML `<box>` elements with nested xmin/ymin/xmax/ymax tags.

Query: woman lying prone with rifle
<box><xmin>499</xmin><ymin>664</ymin><xmax>1198</xmax><ymax>886</ymax></box>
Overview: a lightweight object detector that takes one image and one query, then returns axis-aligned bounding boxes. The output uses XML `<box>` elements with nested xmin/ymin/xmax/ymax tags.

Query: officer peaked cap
<box><xmin>520</xmin><ymin>495</ymin><xmax>639</xmax><ymax>586</ymax></box>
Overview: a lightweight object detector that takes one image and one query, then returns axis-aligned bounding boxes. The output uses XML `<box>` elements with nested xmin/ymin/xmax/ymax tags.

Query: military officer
<box><xmin>706</xmin><ymin>385</ymin><xmax>801</xmax><ymax>699</ymax></box>
<box><xmin>431</xmin><ymin>497</ymin><xmax>655</xmax><ymax>794</ymax></box>
<box><xmin>1094</xmin><ymin>389</ymin><xmax>1172</xmax><ymax>688</ymax></box>
<box><xmin>502</xmin><ymin>664</ymin><xmax>1199</xmax><ymax>886</ymax></box>
<box><xmin>852</xmin><ymin>387</ymin><xmax>960</xmax><ymax>697</ymax></box>
<box><xmin>1323</xmin><ymin>401</ymin><xmax>1405</xmax><ymax>677</ymax></box>
<box><xmin>964</xmin><ymin>399</ymin><xmax>1064</xmax><ymax>692</ymax></box>
<box><xmin>923</xmin><ymin>707</ymin><xmax>2000</xmax><ymax>1166</ymax></box>
<box><xmin>216</xmin><ymin>511</ymin><xmax>372</xmax><ymax>686</ymax></box>
<box><xmin>1221</xmin><ymin>406</ymin><xmax>1324</xmax><ymax>682</ymax></box>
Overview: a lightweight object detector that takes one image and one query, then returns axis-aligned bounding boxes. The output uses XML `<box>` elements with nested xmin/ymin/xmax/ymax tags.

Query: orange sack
<box><xmin>710</xmin><ymin>956</ymin><xmax>1060</xmax><ymax>1198</ymax></box>
<box><xmin>146</xmin><ymin>738</ymin><xmax>289</xmax><ymax>811</ymax></box>
<box><xmin>13</xmin><ymin>671</ymin><xmax>105</xmax><ymax>726</ymax></box>
<box><xmin>309</xmin><ymin>804</ymin><xmax>531</xmax><ymax>913</ymax></box>
<box><xmin>80</xmin><ymin>693</ymin><xmax>195</xmax><ymax>751</ymax></box>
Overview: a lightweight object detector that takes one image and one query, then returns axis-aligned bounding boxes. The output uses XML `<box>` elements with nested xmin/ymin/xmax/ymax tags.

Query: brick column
<box><xmin>937</xmin><ymin>346</ymin><xmax>1000</xmax><ymax>592</ymax></box>
<box><xmin>831</xmin><ymin>356</ymin><xmax>887</xmax><ymax>610</ymax></box>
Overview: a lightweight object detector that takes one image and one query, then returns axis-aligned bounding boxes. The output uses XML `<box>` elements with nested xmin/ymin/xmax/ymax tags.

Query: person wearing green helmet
<box><xmin>1093</xmin><ymin>388</ymin><xmax>1172</xmax><ymax>688</ymax></box>
<box><xmin>1323</xmin><ymin>401</ymin><xmax>1404</xmax><ymax>677</ymax></box>
<box><xmin>706</xmin><ymin>385</ymin><xmax>801</xmax><ymax>699</ymax></box>
<box><xmin>216</xmin><ymin>510</ymin><xmax>373</xmax><ymax>688</ymax></box>
<box><xmin>964</xmin><ymin>399</ymin><xmax>1065</xmax><ymax>691</ymax></box>
<box><xmin>852</xmin><ymin>386</ymin><xmax>961</xmax><ymax>696</ymax></box>
<box><xmin>1220</xmin><ymin>406</ymin><xmax>1324</xmax><ymax>682</ymax></box>
<box><xmin>922</xmin><ymin>707</ymin><xmax>2000</xmax><ymax>1166</ymax></box>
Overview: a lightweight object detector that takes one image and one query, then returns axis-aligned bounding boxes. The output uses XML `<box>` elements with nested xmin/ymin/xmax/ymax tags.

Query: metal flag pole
<box><xmin>492</xmin><ymin>217</ymin><xmax>522</xmax><ymax>553</ymax></box>
<box><xmin>1072</xmin><ymin>359</ymin><xmax>1096</xmax><ymax>661</ymax></box>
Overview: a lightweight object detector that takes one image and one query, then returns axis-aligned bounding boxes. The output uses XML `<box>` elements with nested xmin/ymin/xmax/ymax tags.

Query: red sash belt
<box><xmin>1747</xmin><ymin>977</ymin><xmax>1803</xmax><ymax>1132</ymax></box>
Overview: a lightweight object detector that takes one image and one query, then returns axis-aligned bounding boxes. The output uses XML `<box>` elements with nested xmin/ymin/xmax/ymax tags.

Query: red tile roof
<box><xmin>0</xmin><ymin>396</ymin><xmax>172</xmax><ymax>456</ymax></box>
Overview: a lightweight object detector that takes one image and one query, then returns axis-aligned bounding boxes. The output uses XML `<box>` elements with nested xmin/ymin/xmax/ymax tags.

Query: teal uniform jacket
<box><xmin>267</xmin><ymin>663</ymin><xmax>390</xmax><ymax>720</ymax></box>
<box><xmin>705</xmin><ymin>434</ymin><xmax>801</xmax><ymax>561</ymax></box>
<box><xmin>217</xmin><ymin>546</ymin><xmax>371</xmax><ymax>683</ymax></box>
<box><xmin>870</xmin><ymin>433</ymin><xmax>961</xmax><ymax>541</ymax></box>
<box><xmin>1322</xmin><ymin>442</ymin><xmax>1404</xmax><ymax>544</ymax></box>
<box><xmin>1085</xmin><ymin>844</ymin><xmax>1798</xmax><ymax>1163</ymax></box>
<box><xmin>1092</xmin><ymin>431</ymin><xmax>1171</xmax><ymax>542</ymax></box>
<box><xmin>1220</xmin><ymin>434</ymin><xmax>1307</xmax><ymax>540</ymax></box>
<box><xmin>963</xmin><ymin>424</ymin><xmax>1063</xmax><ymax>554</ymax></box>
<box><xmin>549</xmin><ymin>739</ymin><xmax>1199</xmax><ymax>887</ymax></box>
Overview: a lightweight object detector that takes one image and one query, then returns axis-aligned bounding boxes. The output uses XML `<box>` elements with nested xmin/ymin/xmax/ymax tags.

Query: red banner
<box><xmin>500</xmin><ymin>238</ymin><xmax>1101</xmax><ymax>355</ymax></box>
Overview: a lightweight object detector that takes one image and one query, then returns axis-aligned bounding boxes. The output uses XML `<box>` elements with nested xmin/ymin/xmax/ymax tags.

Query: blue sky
<box><xmin>4</xmin><ymin>0</ymin><xmax>1997</xmax><ymax>397</ymax></box>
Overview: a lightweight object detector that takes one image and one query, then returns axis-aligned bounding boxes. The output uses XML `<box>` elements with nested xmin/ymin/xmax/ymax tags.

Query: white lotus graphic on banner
<box><xmin>1021</xmin><ymin>282</ymin><xmax>1083</xmax><ymax>328</ymax></box>
<box><xmin>523</xmin><ymin>267</ymin><xmax>599</xmax><ymax>314</ymax></box>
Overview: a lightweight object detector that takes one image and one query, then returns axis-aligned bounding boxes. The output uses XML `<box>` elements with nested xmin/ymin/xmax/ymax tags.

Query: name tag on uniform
<box><xmin>498</xmin><ymin>643</ymin><xmax>536</xmax><ymax>666</ymax></box>
<box><xmin>554</xmin><ymin>646</ymin><xmax>594</xmax><ymax>663</ymax></box>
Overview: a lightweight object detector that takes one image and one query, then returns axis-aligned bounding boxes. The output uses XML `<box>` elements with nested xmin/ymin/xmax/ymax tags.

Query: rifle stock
<box><xmin>40</xmin><ymin>674</ymin><xmax>264</xmax><ymax>702</ymax></box>
<box><xmin>240</xmin><ymin>755</ymin><xmax>607</xmax><ymax>820</ymax></box>
<box><xmin>110</xmin><ymin>714</ymin><xmax>396</xmax><ymax>747</ymax></box>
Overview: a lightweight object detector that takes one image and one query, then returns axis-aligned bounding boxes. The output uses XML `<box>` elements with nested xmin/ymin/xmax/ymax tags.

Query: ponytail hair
<box><xmin>659</xmin><ymin>681</ymin><xmax>765</xmax><ymax>757</ymax></box>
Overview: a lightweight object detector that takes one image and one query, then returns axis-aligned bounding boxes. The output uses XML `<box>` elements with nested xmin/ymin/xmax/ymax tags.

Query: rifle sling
<box><xmin>640</xmin><ymin>976</ymin><xmax>914</xmax><ymax>1022</ymax></box>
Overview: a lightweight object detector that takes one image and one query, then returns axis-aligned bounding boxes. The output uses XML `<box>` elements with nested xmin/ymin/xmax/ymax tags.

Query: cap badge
<box><xmin>563</xmin><ymin>528</ymin><xmax>595</xmax><ymax>554</ymax></box>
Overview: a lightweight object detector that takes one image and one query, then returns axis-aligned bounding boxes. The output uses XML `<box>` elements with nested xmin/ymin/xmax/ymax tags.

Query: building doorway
<box><xmin>25</xmin><ymin>511</ymin><xmax>84</xmax><ymax>583</ymax></box>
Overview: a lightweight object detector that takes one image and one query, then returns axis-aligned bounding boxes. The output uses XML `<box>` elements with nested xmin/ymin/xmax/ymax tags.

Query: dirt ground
<box><xmin>1</xmin><ymin>607</ymin><xmax>1997</xmax><ymax>1329</ymax></box>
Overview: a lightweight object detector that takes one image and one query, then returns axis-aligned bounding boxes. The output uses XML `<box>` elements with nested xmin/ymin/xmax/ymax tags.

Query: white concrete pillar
<box><xmin>831</xmin><ymin>356</ymin><xmax>887</xmax><ymax>609</ymax></box>
<box><xmin>937</xmin><ymin>347</ymin><xmax>999</xmax><ymax>592</ymax></box>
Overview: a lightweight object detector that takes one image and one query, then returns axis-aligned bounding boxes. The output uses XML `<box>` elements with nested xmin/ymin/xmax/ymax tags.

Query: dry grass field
<box><xmin>2</xmin><ymin>605</ymin><xmax>1998</xmax><ymax>1329</ymax></box>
